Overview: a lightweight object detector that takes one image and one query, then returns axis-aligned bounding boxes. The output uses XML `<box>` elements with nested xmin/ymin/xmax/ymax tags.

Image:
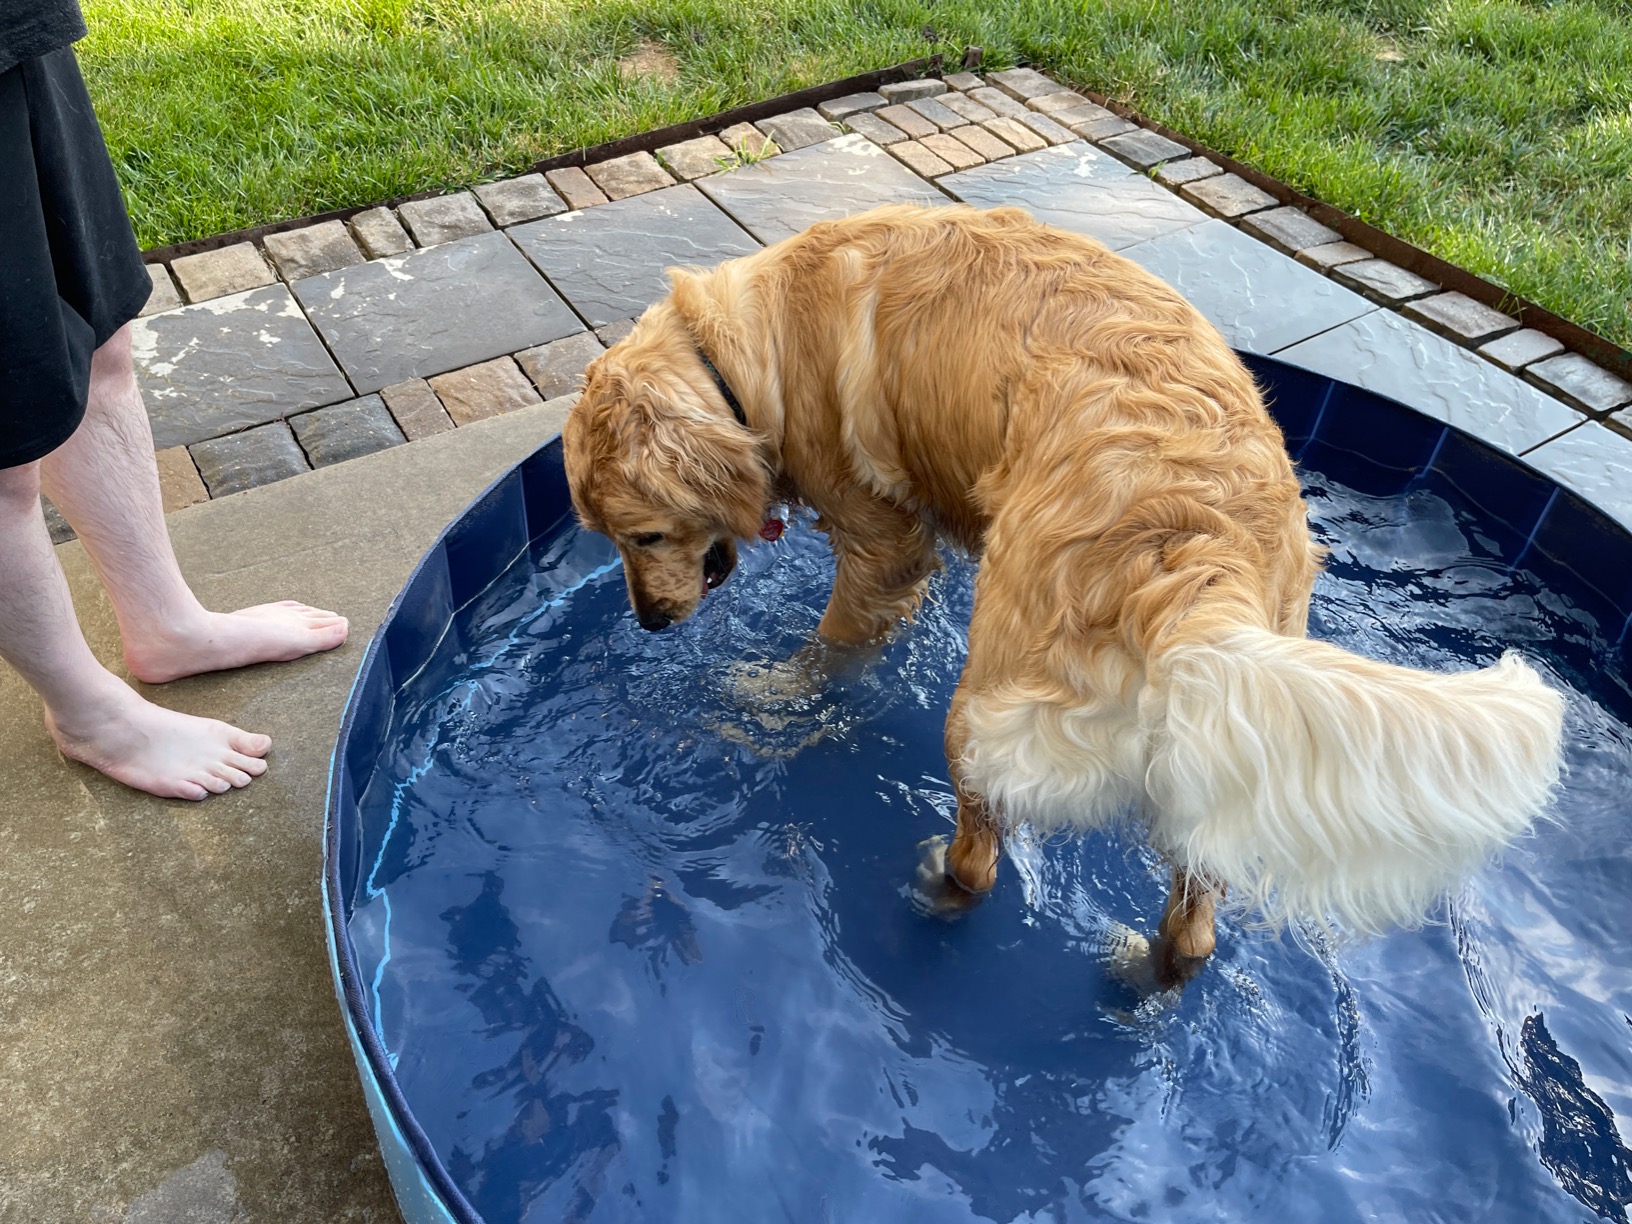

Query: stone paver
<box><xmin>948</xmin><ymin>124</ymin><xmax>1014</xmax><ymax>163</ymax></box>
<box><xmin>380</xmin><ymin>378</ymin><xmax>455</xmax><ymax>440</ymax></box>
<box><xmin>428</xmin><ymin>357</ymin><xmax>542</xmax><ymax>425</ymax></box>
<box><xmin>695</xmin><ymin>132</ymin><xmax>944</xmax><ymax>246</ymax></box>
<box><xmin>1099</xmin><ymin>129</ymin><xmax>1191</xmax><ymax>169</ymax></box>
<box><xmin>966</xmin><ymin>87</ymin><xmax>1031</xmax><ymax>120</ymax></box>
<box><xmin>40</xmin><ymin>497</ymin><xmax>73</xmax><ymax>544</ymax></box>
<box><xmin>139</xmin><ymin>263</ymin><xmax>182</xmax><ymax>316</ymax></box>
<box><xmin>170</xmin><ymin>243</ymin><xmax>275</xmax><ymax>303</ymax></box>
<box><xmin>510</xmin><ymin>182</ymin><xmax>759</xmax><ymax>327</ymax></box>
<box><xmin>657</xmin><ymin>134</ymin><xmax>735</xmax><ymax>181</ymax></box>
<box><xmin>918</xmin><ymin>132</ymin><xmax>984</xmax><ymax>171</ymax></box>
<box><xmin>943</xmin><ymin>142</ymin><xmax>1206</xmax><ymax>251</ymax></box>
<box><xmin>878</xmin><ymin>79</ymin><xmax>947</xmax><ymax>103</ymax></box>
<box><xmin>981</xmin><ymin>116</ymin><xmax>1048</xmax><ymax>153</ymax></box>
<box><xmin>597</xmin><ymin>319</ymin><xmax>638</xmax><ymax>347</ymax></box>
<box><xmin>1276</xmin><ymin>308</ymin><xmax>1581</xmax><ymax>455</ymax></box>
<box><xmin>1029</xmin><ymin>91</ymin><xmax>1098</xmax><ymax>117</ymax></box>
<box><xmin>1122</xmin><ymin>219</ymin><xmax>1374</xmax><ymax>356</ymax></box>
<box><xmin>1238</xmin><ymin>206</ymin><xmax>1343</xmax><ymax>255</ymax></box>
<box><xmin>876</xmin><ymin>103</ymin><xmax>938</xmax><ymax>140</ymax></box>
<box><xmin>131</xmin><ymin>285</ymin><xmax>353</xmax><ymax>449</ymax></box>
<box><xmin>817</xmin><ymin>91</ymin><xmax>886</xmax><ymax>120</ymax></box>
<box><xmin>189</xmin><ymin>422</ymin><xmax>311</xmax><ymax>497</ymax></box>
<box><xmin>263</xmin><ymin>220</ymin><xmax>365</xmax><ymax>282</ymax></box>
<box><xmin>1523</xmin><ymin>423</ymin><xmax>1632</xmax><ymax>530</ymax></box>
<box><xmin>890</xmin><ymin>141</ymin><xmax>955</xmax><ymax>178</ymax></box>
<box><xmin>1156</xmin><ymin>157</ymin><xmax>1224</xmax><ymax>187</ymax></box>
<box><xmin>293</xmin><ymin>230</ymin><xmax>581</xmax><ymax>394</ymax></box>
<box><xmin>1331</xmin><ymin>258</ymin><xmax>1439</xmax><ymax>303</ymax></box>
<box><xmin>585</xmin><ymin>152</ymin><xmax>676</xmax><ymax>201</ymax></box>
<box><xmin>1017</xmin><ymin>111</ymin><xmax>1076</xmax><ymax>145</ymax></box>
<box><xmin>545</xmin><ymin>166</ymin><xmax>610</xmax><ymax>210</ymax></box>
<box><xmin>397</xmin><ymin>192</ymin><xmax>492</xmax><ymax>246</ymax></box>
<box><xmin>943</xmin><ymin>71</ymin><xmax>983</xmax><ymax>92</ymax></box>
<box><xmin>1478</xmin><ymin>327</ymin><xmax>1565</xmax><ymax>373</ymax></box>
<box><xmin>986</xmin><ymin>67</ymin><xmax>1068</xmax><ymax>102</ymax></box>
<box><xmin>289</xmin><ymin>394</ymin><xmax>406</xmax><ymax>467</ymax></box>
<box><xmin>516</xmin><ymin>331</ymin><xmax>605</xmax><ymax>399</ymax></box>
<box><xmin>1062</xmin><ymin>111</ymin><xmax>1138</xmax><ymax>141</ymax></box>
<box><xmin>907</xmin><ymin>96</ymin><xmax>966</xmax><ymax>131</ymax></box>
<box><xmin>1525</xmin><ymin>353</ymin><xmax>1632</xmax><ymax>415</ymax></box>
<box><xmin>348</xmin><ymin>207</ymin><xmax>412</xmax><ymax>259</ymax></box>
<box><xmin>842</xmin><ymin>111</ymin><xmax>909</xmax><ymax>145</ymax></box>
<box><xmin>1296</xmin><ymin>241</ymin><xmax>1373</xmax><ymax>272</ymax></box>
<box><xmin>1179</xmin><ymin>173</ymin><xmax>1278</xmax><ymax>218</ymax></box>
<box><xmin>473</xmin><ymin>174</ymin><xmax>567</xmax><ymax>226</ymax></box>
<box><xmin>940</xmin><ymin>92</ymin><xmax>998</xmax><ymax>125</ymax></box>
<box><xmin>755</xmin><ymin>109</ymin><xmax>839</xmax><ymax>153</ymax></box>
<box><xmin>154</xmin><ymin>445</ymin><xmax>208</xmax><ymax>510</ymax></box>
<box><xmin>1401</xmin><ymin>291</ymin><xmax>1519</xmax><ymax>345</ymax></box>
<box><xmin>717</xmin><ymin>122</ymin><xmax>778</xmax><ymax>159</ymax></box>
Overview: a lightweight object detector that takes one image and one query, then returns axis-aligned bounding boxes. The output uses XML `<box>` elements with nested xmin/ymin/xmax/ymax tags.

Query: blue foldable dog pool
<box><xmin>324</xmin><ymin>354</ymin><xmax>1632</xmax><ymax>1224</ymax></box>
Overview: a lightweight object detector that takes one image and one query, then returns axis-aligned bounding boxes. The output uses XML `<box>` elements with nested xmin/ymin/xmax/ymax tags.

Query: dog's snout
<box><xmin>637</xmin><ymin>609</ymin><xmax>675</xmax><ymax>632</ymax></box>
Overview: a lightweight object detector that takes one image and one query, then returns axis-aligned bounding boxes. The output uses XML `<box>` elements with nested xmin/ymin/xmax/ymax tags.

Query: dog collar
<box><xmin>697</xmin><ymin>350</ymin><xmax>748</xmax><ymax>428</ymax></box>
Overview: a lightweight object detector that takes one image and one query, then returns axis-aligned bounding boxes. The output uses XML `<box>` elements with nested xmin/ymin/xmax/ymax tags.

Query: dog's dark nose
<box><xmin>637</xmin><ymin>610</ymin><xmax>674</xmax><ymax>632</ymax></box>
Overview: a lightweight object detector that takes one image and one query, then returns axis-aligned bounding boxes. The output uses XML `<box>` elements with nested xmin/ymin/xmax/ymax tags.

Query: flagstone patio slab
<box><xmin>1275</xmin><ymin>308</ymin><xmax>1582</xmax><ymax>456</ymax></box>
<box><xmin>1122</xmin><ymin>219</ymin><xmax>1375</xmax><ymax>355</ymax></box>
<box><xmin>132</xmin><ymin>286</ymin><xmax>353</xmax><ymax>450</ymax></box>
<box><xmin>509</xmin><ymin>183</ymin><xmax>760</xmax><ymax>328</ymax></box>
<box><xmin>695</xmin><ymin>133</ymin><xmax>945</xmax><ymax>245</ymax></box>
<box><xmin>941</xmin><ymin>142</ymin><xmax>1207</xmax><ymax>250</ymax></box>
<box><xmin>1523</xmin><ymin>422</ymin><xmax>1632</xmax><ymax>532</ymax></box>
<box><xmin>292</xmin><ymin>230</ymin><xmax>582</xmax><ymax>394</ymax></box>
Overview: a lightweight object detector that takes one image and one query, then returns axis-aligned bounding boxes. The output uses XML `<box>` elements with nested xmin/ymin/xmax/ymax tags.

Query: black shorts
<box><xmin>0</xmin><ymin>46</ymin><xmax>151</xmax><ymax>469</ymax></box>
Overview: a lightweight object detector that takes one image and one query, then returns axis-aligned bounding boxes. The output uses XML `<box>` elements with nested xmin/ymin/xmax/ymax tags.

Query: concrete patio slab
<box><xmin>131</xmin><ymin>285</ymin><xmax>353</xmax><ymax>449</ymax></box>
<box><xmin>942</xmin><ymin>142</ymin><xmax>1207</xmax><ymax>251</ymax></box>
<box><xmin>1121</xmin><ymin>219</ymin><xmax>1375</xmax><ymax>355</ymax></box>
<box><xmin>1524</xmin><ymin>422</ymin><xmax>1632</xmax><ymax>530</ymax></box>
<box><xmin>509</xmin><ymin>183</ymin><xmax>760</xmax><ymax>327</ymax></box>
<box><xmin>1275</xmin><ymin>308</ymin><xmax>1582</xmax><ymax>456</ymax></box>
<box><xmin>292</xmin><ymin>230</ymin><xmax>582</xmax><ymax>394</ymax></box>
<box><xmin>0</xmin><ymin>397</ymin><xmax>572</xmax><ymax>1224</ymax></box>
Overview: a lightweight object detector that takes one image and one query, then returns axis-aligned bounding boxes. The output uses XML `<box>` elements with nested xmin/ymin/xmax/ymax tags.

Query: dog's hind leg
<box><xmin>1151</xmin><ymin>867</ymin><xmax>1219</xmax><ymax>988</ymax></box>
<box><xmin>915</xmin><ymin>687</ymin><xmax>1004</xmax><ymax>915</ymax></box>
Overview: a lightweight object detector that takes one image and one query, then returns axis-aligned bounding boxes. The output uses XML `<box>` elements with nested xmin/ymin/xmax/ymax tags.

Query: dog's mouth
<box><xmin>703</xmin><ymin>539</ymin><xmax>735</xmax><ymax>592</ymax></box>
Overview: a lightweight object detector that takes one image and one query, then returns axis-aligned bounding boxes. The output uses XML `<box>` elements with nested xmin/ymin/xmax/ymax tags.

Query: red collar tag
<box><xmin>758</xmin><ymin>517</ymin><xmax>785</xmax><ymax>542</ymax></box>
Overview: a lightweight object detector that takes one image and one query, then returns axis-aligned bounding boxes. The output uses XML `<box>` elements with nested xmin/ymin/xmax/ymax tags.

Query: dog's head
<box><xmin>564</xmin><ymin>336</ymin><xmax>771</xmax><ymax>631</ymax></box>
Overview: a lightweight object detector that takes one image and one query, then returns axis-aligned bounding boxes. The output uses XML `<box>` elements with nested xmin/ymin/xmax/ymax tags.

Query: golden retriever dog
<box><xmin>563</xmin><ymin>203</ymin><xmax>1564</xmax><ymax>989</ymax></box>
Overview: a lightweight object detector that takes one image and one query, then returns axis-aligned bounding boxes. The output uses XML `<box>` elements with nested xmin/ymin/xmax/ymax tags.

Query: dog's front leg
<box><xmin>817</xmin><ymin>514</ymin><xmax>938</xmax><ymax>647</ymax></box>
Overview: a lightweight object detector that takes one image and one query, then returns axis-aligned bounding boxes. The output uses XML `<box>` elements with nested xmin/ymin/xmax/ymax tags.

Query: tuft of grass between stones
<box><xmin>81</xmin><ymin>0</ymin><xmax>1632</xmax><ymax>348</ymax></box>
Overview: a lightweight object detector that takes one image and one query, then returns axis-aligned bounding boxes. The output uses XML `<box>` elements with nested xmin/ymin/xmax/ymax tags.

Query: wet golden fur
<box><xmin>564</xmin><ymin>204</ymin><xmax>1563</xmax><ymax>962</ymax></box>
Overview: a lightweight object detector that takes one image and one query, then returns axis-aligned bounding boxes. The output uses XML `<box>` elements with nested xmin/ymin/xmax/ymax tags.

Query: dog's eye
<box><xmin>632</xmin><ymin>532</ymin><xmax>665</xmax><ymax>547</ymax></box>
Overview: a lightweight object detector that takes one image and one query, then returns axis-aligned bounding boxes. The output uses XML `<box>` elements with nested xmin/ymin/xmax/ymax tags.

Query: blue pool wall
<box><xmin>322</xmin><ymin>353</ymin><xmax>1632</xmax><ymax>1224</ymax></box>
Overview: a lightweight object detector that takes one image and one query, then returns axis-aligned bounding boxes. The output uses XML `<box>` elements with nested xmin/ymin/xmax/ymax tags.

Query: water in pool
<box><xmin>349</xmin><ymin>469</ymin><xmax>1632</xmax><ymax>1224</ymax></box>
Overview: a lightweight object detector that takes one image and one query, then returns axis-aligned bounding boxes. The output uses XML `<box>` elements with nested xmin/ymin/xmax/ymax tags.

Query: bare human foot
<box><xmin>44</xmin><ymin>676</ymin><xmax>271</xmax><ymax>801</ymax></box>
<box><xmin>123</xmin><ymin>601</ymin><xmax>349</xmax><ymax>684</ymax></box>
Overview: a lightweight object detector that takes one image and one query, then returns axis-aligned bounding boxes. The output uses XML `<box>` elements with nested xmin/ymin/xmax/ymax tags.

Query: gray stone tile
<box><xmin>428</xmin><ymin>357</ymin><xmax>541</xmax><ymax>426</ymax></box>
<box><xmin>891</xmin><ymin>140</ymin><xmax>954</xmax><ymax>178</ymax></box>
<box><xmin>939</xmin><ymin>92</ymin><xmax>999</xmax><ymax>125</ymax></box>
<box><xmin>1017</xmin><ymin>112</ymin><xmax>1076</xmax><ymax>145</ymax></box>
<box><xmin>1121</xmin><ymin>219</ymin><xmax>1374</xmax><ymax>355</ymax></box>
<box><xmin>1330</xmin><ymin>258</ymin><xmax>1438</xmax><ymax>303</ymax></box>
<box><xmin>139</xmin><ymin>264</ymin><xmax>182</xmax><ymax>316</ymax></box>
<box><xmin>1155</xmin><ymin>156</ymin><xmax>1223</xmax><ymax>187</ymax></box>
<box><xmin>586</xmin><ymin>152</ymin><xmax>676</xmax><ymax>201</ymax></box>
<box><xmin>907</xmin><ymin>96</ymin><xmax>966</xmax><ymax>131</ymax></box>
<box><xmin>1524</xmin><ymin>353</ymin><xmax>1632</xmax><ymax>414</ymax></box>
<box><xmin>818</xmin><ymin>91</ymin><xmax>886</xmax><ymax>120</ymax></box>
<box><xmin>942</xmin><ymin>142</ymin><xmax>1205</xmax><ymax>251</ymax></box>
<box><xmin>716</xmin><ymin>123</ymin><xmax>777</xmax><ymax>160</ymax></box>
<box><xmin>1296</xmin><ymin>241</ymin><xmax>1373</xmax><ymax>272</ymax></box>
<box><xmin>516</xmin><ymin>331</ymin><xmax>605</xmax><ymax>399</ymax></box>
<box><xmin>1478</xmin><ymin>327</ymin><xmax>1564</xmax><ymax>372</ymax></box>
<box><xmin>1401</xmin><ymin>291</ymin><xmax>1519</xmax><ymax>345</ymax></box>
<box><xmin>876</xmin><ymin>103</ymin><xmax>938</xmax><ymax>140</ymax></box>
<box><xmin>130</xmin><ymin>285</ymin><xmax>353</xmax><ymax>449</ymax></box>
<box><xmin>1064</xmin><ymin>112</ymin><xmax>1138</xmax><ymax>142</ymax></box>
<box><xmin>380</xmin><ymin>379</ymin><xmax>454</xmax><ymax>440</ymax></box>
<box><xmin>545</xmin><ymin>167</ymin><xmax>610</xmax><ymax>210</ymax></box>
<box><xmin>348</xmin><ymin>207</ymin><xmax>411</xmax><ymax>258</ymax></box>
<box><xmin>878</xmin><ymin>79</ymin><xmax>947</xmax><ymax>103</ymax></box>
<box><xmin>474</xmin><ymin>174</ymin><xmax>567</xmax><ymax>226</ymax></box>
<box><xmin>656</xmin><ymin>135</ymin><xmax>735</xmax><ymax>182</ymax></box>
<box><xmin>1098</xmin><ymin>129</ymin><xmax>1190</xmax><ymax>169</ymax></box>
<box><xmin>292</xmin><ymin>230</ymin><xmax>580</xmax><ymax>394</ymax></box>
<box><xmin>943</xmin><ymin>72</ymin><xmax>983</xmax><ymax>92</ymax></box>
<box><xmin>263</xmin><ymin>220</ymin><xmax>365</xmax><ymax>282</ymax></box>
<box><xmin>597</xmin><ymin>318</ymin><xmax>637</xmax><ymax>347</ymax></box>
<box><xmin>189</xmin><ymin>422</ymin><xmax>311</xmax><ymax>497</ymax></box>
<box><xmin>981</xmin><ymin>116</ymin><xmax>1048</xmax><ymax>153</ymax></box>
<box><xmin>1275</xmin><ymin>309</ymin><xmax>1582</xmax><ymax>455</ymax></box>
<box><xmin>842</xmin><ymin>111</ymin><xmax>909</xmax><ymax>146</ymax></box>
<box><xmin>41</xmin><ymin>497</ymin><xmax>74</xmax><ymax>544</ymax></box>
<box><xmin>1238</xmin><ymin>206</ymin><xmax>1343</xmax><ymax>255</ymax></box>
<box><xmin>986</xmin><ymin>67</ymin><xmax>1068</xmax><ymax>101</ymax></box>
<box><xmin>695</xmin><ymin>132</ymin><xmax>945</xmax><ymax>246</ymax></box>
<box><xmin>1179</xmin><ymin>173</ymin><xmax>1277</xmax><ymax>218</ymax></box>
<box><xmin>755</xmin><ymin>109</ymin><xmax>840</xmax><ymax>153</ymax></box>
<box><xmin>1522</xmin><ymin>422</ymin><xmax>1632</xmax><ymax>531</ymax></box>
<box><xmin>171</xmin><ymin>243</ymin><xmax>275</xmax><ymax>303</ymax></box>
<box><xmin>965</xmin><ymin>87</ymin><xmax>1030</xmax><ymax>120</ymax></box>
<box><xmin>397</xmin><ymin>192</ymin><xmax>492</xmax><ymax>246</ymax></box>
<box><xmin>288</xmin><ymin>394</ymin><xmax>406</xmax><ymax>467</ymax></box>
<box><xmin>509</xmin><ymin>183</ymin><xmax>759</xmax><ymax>327</ymax></box>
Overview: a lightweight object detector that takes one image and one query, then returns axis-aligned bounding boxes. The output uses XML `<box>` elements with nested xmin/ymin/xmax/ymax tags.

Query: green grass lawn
<box><xmin>80</xmin><ymin>0</ymin><xmax>1632</xmax><ymax>348</ymax></box>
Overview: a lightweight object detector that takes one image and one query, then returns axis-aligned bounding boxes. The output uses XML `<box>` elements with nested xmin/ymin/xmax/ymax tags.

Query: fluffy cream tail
<box><xmin>1143</xmin><ymin>628</ymin><xmax>1565</xmax><ymax>933</ymax></box>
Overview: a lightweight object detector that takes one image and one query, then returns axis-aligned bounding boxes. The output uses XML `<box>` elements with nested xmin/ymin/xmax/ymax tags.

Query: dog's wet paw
<box><xmin>910</xmin><ymin>835</ymin><xmax>989</xmax><ymax>919</ymax></box>
<box><xmin>727</xmin><ymin>658</ymin><xmax>820</xmax><ymax>708</ymax></box>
